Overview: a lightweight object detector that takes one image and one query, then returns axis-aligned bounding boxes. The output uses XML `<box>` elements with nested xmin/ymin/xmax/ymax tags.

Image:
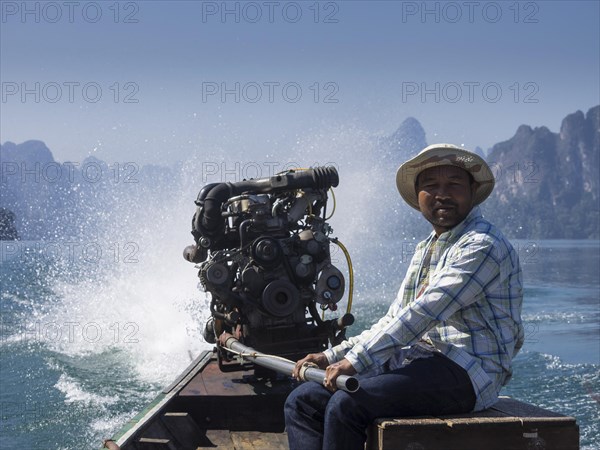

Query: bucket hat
<box><xmin>396</xmin><ymin>143</ymin><xmax>495</xmax><ymax>210</ymax></box>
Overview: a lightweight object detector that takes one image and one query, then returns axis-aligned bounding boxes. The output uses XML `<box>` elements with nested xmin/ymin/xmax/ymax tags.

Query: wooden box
<box><xmin>366</xmin><ymin>397</ymin><xmax>579</xmax><ymax>450</ymax></box>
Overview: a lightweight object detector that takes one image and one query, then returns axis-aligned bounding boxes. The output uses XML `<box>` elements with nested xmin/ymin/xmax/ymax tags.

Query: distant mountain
<box><xmin>481</xmin><ymin>106</ymin><xmax>599</xmax><ymax>239</ymax></box>
<box><xmin>2</xmin><ymin>106</ymin><xmax>598</xmax><ymax>240</ymax></box>
<box><xmin>378</xmin><ymin>117</ymin><xmax>428</xmax><ymax>165</ymax></box>
<box><xmin>374</xmin><ymin>107</ymin><xmax>599</xmax><ymax>240</ymax></box>
<box><xmin>0</xmin><ymin>140</ymin><xmax>78</xmax><ymax>239</ymax></box>
<box><xmin>0</xmin><ymin>140</ymin><xmax>179</xmax><ymax>240</ymax></box>
<box><xmin>372</xmin><ymin>117</ymin><xmax>431</xmax><ymax>240</ymax></box>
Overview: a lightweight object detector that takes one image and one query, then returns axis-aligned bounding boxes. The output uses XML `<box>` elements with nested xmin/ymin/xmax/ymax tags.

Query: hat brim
<box><xmin>396</xmin><ymin>144</ymin><xmax>495</xmax><ymax>211</ymax></box>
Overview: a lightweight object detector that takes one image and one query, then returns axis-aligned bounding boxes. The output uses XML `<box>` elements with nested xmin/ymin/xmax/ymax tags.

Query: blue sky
<box><xmin>1</xmin><ymin>0</ymin><xmax>599</xmax><ymax>164</ymax></box>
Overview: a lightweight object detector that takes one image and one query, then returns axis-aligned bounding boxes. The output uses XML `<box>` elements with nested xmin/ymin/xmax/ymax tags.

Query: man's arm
<box><xmin>344</xmin><ymin>238</ymin><xmax>505</xmax><ymax>372</ymax></box>
<box><xmin>323</xmin><ymin>280</ymin><xmax>408</xmax><ymax>364</ymax></box>
<box><xmin>291</xmin><ymin>280</ymin><xmax>408</xmax><ymax>390</ymax></box>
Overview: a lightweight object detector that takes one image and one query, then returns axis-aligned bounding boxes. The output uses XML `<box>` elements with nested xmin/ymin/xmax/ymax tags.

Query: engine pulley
<box><xmin>261</xmin><ymin>279</ymin><xmax>300</xmax><ymax>317</ymax></box>
<box><xmin>252</xmin><ymin>237</ymin><xmax>282</xmax><ymax>267</ymax></box>
<box><xmin>206</xmin><ymin>262</ymin><xmax>230</xmax><ymax>286</ymax></box>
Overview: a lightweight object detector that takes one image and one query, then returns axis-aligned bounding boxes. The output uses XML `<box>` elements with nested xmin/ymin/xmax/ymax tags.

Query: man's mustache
<box><xmin>434</xmin><ymin>202</ymin><xmax>458</xmax><ymax>209</ymax></box>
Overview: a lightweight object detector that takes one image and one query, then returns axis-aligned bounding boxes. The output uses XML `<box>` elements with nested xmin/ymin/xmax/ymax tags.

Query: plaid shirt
<box><xmin>324</xmin><ymin>207</ymin><xmax>524</xmax><ymax>411</ymax></box>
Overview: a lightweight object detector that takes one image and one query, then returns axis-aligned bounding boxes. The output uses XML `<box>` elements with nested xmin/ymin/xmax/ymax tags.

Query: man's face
<box><xmin>416</xmin><ymin>165</ymin><xmax>477</xmax><ymax>235</ymax></box>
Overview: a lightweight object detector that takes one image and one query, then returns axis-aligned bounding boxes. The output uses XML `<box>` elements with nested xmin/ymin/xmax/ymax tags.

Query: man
<box><xmin>284</xmin><ymin>143</ymin><xmax>524</xmax><ymax>450</ymax></box>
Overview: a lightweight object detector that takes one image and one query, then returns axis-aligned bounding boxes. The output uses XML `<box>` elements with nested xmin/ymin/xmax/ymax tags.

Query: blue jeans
<box><xmin>284</xmin><ymin>353</ymin><xmax>476</xmax><ymax>450</ymax></box>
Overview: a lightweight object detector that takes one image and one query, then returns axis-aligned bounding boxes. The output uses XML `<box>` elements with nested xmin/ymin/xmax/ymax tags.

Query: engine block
<box><xmin>183</xmin><ymin>167</ymin><xmax>352</xmax><ymax>363</ymax></box>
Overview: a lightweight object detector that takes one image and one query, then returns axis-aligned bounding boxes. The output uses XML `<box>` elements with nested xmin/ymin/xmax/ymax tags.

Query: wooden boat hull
<box><xmin>103</xmin><ymin>350</ymin><xmax>295</xmax><ymax>449</ymax></box>
<box><xmin>102</xmin><ymin>349</ymin><xmax>579</xmax><ymax>450</ymax></box>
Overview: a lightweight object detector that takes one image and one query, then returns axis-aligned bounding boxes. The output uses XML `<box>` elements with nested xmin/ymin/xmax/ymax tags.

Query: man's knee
<box><xmin>284</xmin><ymin>393</ymin><xmax>295</xmax><ymax>420</ymax></box>
<box><xmin>325</xmin><ymin>391</ymin><xmax>366</xmax><ymax>425</ymax></box>
<box><xmin>285</xmin><ymin>382</ymin><xmax>329</xmax><ymax>420</ymax></box>
<box><xmin>284</xmin><ymin>384</ymin><xmax>305</xmax><ymax>420</ymax></box>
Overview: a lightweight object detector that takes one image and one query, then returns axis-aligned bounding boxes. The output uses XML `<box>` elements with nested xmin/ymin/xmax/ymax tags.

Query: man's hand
<box><xmin>218</xmin><ymin>331</ymin><xmax>233</xmax><ymax>347</ymax></box>
<box><xmin>293</xmin><ymin>354</ymin><xmax>357</xmax><ymax>392</ymax></box>
<box><xmin>323</xmin><ymin>358</ymin><xmax>356</xmax><ymax>392</ymax></box>
<box><xmin>218</xmin><ymin>325</ymin><xmax>243</xmax><ymax>348</ymax></box>
<box><xmin>292</xmin><ymin>353</ymin><xmax>329</xmax><ymax>379</ymax></box>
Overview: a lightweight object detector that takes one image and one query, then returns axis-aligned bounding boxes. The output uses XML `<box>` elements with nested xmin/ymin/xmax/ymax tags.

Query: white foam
<box><xmin>55</xmin><ymin>373</ymin><xmax>118</xmax><ymax>406</ymax></box>
<box><xmin>540</xmin><ymin>353</ymin><xmax>580</xmax><ymax>370</ymax></box>
<box><xmin>522</xmin><ymin>311</ymin><xmax>588</xmax><ymax>323</ymax></box>
<box><xmin>36</xmin><ymin>167</ymin><xmax>214</xmax><ymax>386</ymax></box>
<box><xmin>90</xmin><ymin>412</ymin><xmax>137</xmax><ymax>434</ymax></box>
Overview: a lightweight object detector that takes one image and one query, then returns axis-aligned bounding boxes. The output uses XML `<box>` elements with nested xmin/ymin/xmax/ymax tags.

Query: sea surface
<box><xmin>0</xmin><ymin>239</ymin><xmax>598</xmax><ymax>449</ymax></box>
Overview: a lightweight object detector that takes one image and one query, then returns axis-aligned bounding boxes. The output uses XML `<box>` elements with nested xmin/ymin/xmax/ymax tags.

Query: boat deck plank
<box><xmin>174</xmin><ymin>356</ymin><xmax>294</xmax><ymax>432</ymax></box>
<box><xmin>196</xmin><ymin>431</ymin><xmax>289</xmax><ymax>449</ymax></box>
<box><xmin>181</xmin><ymin>361</ymin><xmax>269</xmax><ymax>397</ymax></box>
<box><xmin>231</xmin><ymin>431</ymin><xmax>289</xmax><ymax>449</ymax></box>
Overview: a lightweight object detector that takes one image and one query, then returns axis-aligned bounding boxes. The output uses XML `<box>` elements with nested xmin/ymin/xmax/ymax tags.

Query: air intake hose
<box><xmin>193</xmin><ymin>167</ymin><xmax>339</xmax><ymax>238</ymax></box>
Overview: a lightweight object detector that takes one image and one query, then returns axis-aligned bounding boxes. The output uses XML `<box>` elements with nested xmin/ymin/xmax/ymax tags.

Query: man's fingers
<box><xmin>218</xmin><ymin>331</ymin><xmax>231</xmax><ymax>347</ymax></box>
<box><xmin>292</xmin><ymin>355</ymin><xmax>314</xmax><ymax>379</ymax></box>
<box><xmin>323</xmin><ymin>364</ymin><xmax>339</xmax><ymax>391</ymax></box>
<box><xmin>293</xmin><ymin>353</ymin><xmax>326</xmax><ymax>379</ymax></box>
<box><xmin>292</xmin><ymin>360</ymin><xmax>304</xmax><ymax>379</ymax></box>
<box><xmin>322</xmin><ymin>359</ymin><xmax>356</xmax><ymax>391</ymax></box>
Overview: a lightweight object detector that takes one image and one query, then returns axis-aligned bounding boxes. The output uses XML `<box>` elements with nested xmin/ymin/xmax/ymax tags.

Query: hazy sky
<box><xmin>1</xmin><ymin>0</ymin><xmax>599</xmax><ymax>164</ymax></box>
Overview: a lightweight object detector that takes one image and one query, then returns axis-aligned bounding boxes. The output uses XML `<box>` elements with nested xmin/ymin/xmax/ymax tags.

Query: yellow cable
<box><xmin>332</xmin><ymin>239</ymin><xmax>353</xmax><ymax>313</ymax></box>
<box><xmin>324</xmin><ymin>188</ymin><xmax>336</xmax><ymax>220</ymax></box>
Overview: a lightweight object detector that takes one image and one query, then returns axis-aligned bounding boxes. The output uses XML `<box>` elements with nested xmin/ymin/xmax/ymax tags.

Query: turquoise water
<box><xmin>1</xmin><ymin>239</ymin><xmax>599</xmax><ymax>449</ymax></box>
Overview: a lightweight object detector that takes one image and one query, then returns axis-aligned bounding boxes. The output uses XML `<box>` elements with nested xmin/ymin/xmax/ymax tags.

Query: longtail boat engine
<box><xmin>183</xmin><ymin>167</ymin><xmax>354</xmax><ymax>371</ymax></box>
